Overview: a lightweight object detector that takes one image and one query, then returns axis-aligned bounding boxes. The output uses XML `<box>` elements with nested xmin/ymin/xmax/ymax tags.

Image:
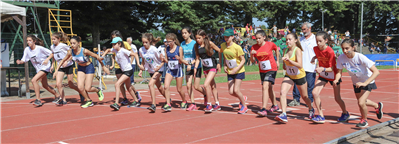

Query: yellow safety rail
<box><xmin>48</xmin><ymin>8</ymin><xmax>77</xmax><ymax>45</ymax></box>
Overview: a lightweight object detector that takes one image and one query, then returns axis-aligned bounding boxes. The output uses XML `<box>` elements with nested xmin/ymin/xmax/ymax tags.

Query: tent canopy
<box><xmin>1</xmin><ymin>1</ymin><xmax>26</xmax><ymax>22</ymax></box>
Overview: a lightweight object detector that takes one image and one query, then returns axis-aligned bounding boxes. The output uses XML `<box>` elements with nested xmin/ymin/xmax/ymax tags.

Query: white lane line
<box><xmin>2</xmin><ymin>107</ymin><xmax>78</xmax><ymax>118</ymax></box>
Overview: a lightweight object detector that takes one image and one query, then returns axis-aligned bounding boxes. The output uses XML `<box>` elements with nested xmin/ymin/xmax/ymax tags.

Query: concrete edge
<box><xmin>324</xmin><ymin>117</ymin><xmax>399</xmax><ymax>144</ymax></box>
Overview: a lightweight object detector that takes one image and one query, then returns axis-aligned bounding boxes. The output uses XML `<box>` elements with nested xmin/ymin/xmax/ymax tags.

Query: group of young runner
<box><xmin>17</xmin><ymin>27</ymin><xmax>383</xmax><ymax>127</ymax></box>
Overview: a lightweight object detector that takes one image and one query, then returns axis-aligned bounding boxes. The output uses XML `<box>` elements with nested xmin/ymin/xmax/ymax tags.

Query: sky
<box><xmin>253</xmin><ymin>18</ymin><xmax>269</xmax><ymax>28</ymax></box>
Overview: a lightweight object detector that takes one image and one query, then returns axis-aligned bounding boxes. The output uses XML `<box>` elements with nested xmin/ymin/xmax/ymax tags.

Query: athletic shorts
<box><xmin>260</xmin><ymin>71</ymin><xmax>277</xmax><ymax>85</ymax></box>
<box><xmin>319</xmin><ymin>77</ymin><xmax>342</xmax><ymax>86</ymax></box>
<box><xmin>77</xmin><ymin>63</ymin><xmax>95</xmax><ymax>74</ymax></box>
<box><xmin>186</xmin><ymin>68</ymin><xmax>202</xmax><ymax>78</ymax></box>
<box><xmin>123</xmin><ymin>69</ymin><xmax>134</xmax><ymax>77</ymax></box>
<box><xmin>353</xmin><ymin>83</ymin><xmax>377</xmax><ymax>93</ymax></box>
<box><xmin>115</xmin><ymin>68</ymin><xmax>123</xmax><ymax>75</ymax></box>
<box><xmin>40</xmin><ymin>70</ymin><xmax>49</xmax><ymax>75</ymax></box>
<box><xmin>204</xmin><ymin>68</ymin><xmax>217</xmax><ymax>75</ymax></box>
<box><xmin>149</xmin><ymin>71</ymin><xmax>163</xmax><ymax>78</ymax></box>
<box><xmin>58</xmin><ymin>65</ymin><xmax>74</xmax><ymax>75</ymax></box>
<box><xmin>166</xmin><ymin>67</ymin><xmax>183</xmax><ymax>78</ymax></box>
<box><xmin>285</xmin><ymin>75</ymin><xmax>307</xmax><ymax>85</ymax></box>
<box><xmin>228</xmin><ymin>72</ymin><xmax>245</xmax><ymax>81</ymax></box>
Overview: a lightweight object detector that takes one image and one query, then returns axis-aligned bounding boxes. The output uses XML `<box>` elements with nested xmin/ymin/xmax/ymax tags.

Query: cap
<box><xmin>110</xmin><ymin>37</ymin><xmax>122</xmax><ymax>44</ymax></box>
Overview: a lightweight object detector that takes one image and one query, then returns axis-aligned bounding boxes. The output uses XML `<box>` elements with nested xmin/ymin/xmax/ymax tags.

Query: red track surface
<box><xmin>1</xmin><ymin>71</ymin><xmax>398</xmax><ymax>143</ymax></box>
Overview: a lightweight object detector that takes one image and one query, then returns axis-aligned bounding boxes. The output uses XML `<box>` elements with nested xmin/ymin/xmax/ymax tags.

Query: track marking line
<box><xmin>2</xmin><ymin>107</ymin><xmax>78</xmax><ymax>118</ymax></box>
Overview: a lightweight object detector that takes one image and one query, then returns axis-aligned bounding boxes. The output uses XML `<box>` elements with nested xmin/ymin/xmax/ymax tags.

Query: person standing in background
<box><xmin>127</xmin><ymin>37</ymin><xmax>138</xmax><ymax>85</ymax></box>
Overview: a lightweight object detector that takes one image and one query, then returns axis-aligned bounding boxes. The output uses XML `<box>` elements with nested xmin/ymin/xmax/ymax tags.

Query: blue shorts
<box><xmin>227</xmin><ymin>72</ymin><xmax>245</xmax><ymax>81</ymax></box>
<box><xmin>77</xmin><ymin>63</ymin><xmax>95</xmax><ymax>74</ymax></box>
<box><xmin>166</xmin><ymin>66</ymin><xmax>183</xmax><ymax>78</ymax></box>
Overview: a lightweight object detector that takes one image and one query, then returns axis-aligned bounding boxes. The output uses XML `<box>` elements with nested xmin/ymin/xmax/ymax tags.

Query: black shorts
<box><xmin>319</xmin><ymin>77</ymin><xmax>342</xmax><ymax>86</ymax></box>
<box><xmin>115</xmin><ymin>68</ymin><xmax>123</xmax><ymax>74</ymax></box>
<box><xmin>353</xmin><ymin>83</ymin><xmax>377</xmax><ymax>93</ymax></box>
<box><xmin>150</xmin><ymin>71</ymin><xmax>163</xmax><ymax>78</ymax></box>
<box><xmin>186</xmin><ymin>68</ymin><xmax>202</xmax><ymax>78</ymax></box>
<box><xmin>40</xmin><ymin>70</ymin><xmax>49</xmax><ymax>75</ymax></box>
<box><xmin>285</xmin><ymin>75</ymin><xmax>307</xmax><ymax>85</ymax></box>
<box><xmin>260</xmin><ymin>71</ymin><xmax>277</xmax><ymax>85</ymax></box>
<box><xmin>123</xmin><ymin>69</ymin><xmax>134</xmax><ymax>77</ymax></box>
<box><xmin>58</xmin><ymin>65</ymin><xmax>74</xmax><ymax>75</ymax></box>
<box><xmin>228</xmin><ymin>72</ymin><xmax>245</xmax><ymax>81</ymax></box>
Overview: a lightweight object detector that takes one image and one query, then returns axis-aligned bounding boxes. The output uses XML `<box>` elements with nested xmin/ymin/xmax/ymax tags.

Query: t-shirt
<box><xmin>336</xmin><ymin>53</ymin><xmax>375</xmax><ymax>84</ymax></box>
<box><xmin>51</xmin><ymin>43</ymin><xmax>73</xmax><ymax>68</ymax></box>
<box><xmin>114</xmin><ymin>41</ymin><xmax>132</xmax><ymax>69</ymax></box>
<box><xmin>273</xmin><ymin>26</ymin><xmax>277</xmax><ymax>32</ymax></box>
<box><xmin>313</xmin><ymin>46</ymin><xmax>337</xmax><ymax>81</ymax></box>
<box><xmin>220</xmin><ymin>42</ymin><xmax>245</xmax><ymax>74</ymax></box>
<box><xmin>300</xmin><ymin>34</ymin><xmax>317</xmax><ymax>72</ymax></box>
<box><xmin>181</xmin><ymin>40</ymin><xmax>201</xmax><ymax>68</ymax></box>
<box><xmin>130</xmin><ymin>44</ymin><xmax>138</xmax><ymax>65</ymax></box>
<box><xmin>21</xmin><ymin>45</ymin><xmax>52</xmax><ymax>73</ymax></box>
<box><xmin>139</xmin><ymin>45</ymin><xmax>164</xmax><ymax>74</ymax></box>
<box><xmin>111</xmin><ymin>48</ymin><xmax>132</xmax><ymax>72</ymax></box>
<box><xmin>252</xmin><ymin>42</ymin><xmax>278</xmax><ymax>73</ymax></box>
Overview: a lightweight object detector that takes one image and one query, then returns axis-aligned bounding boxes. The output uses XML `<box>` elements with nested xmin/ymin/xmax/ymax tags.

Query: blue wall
<box><xmin>364</xmin><ymin>54</ymin><xmax>399</xmax><ymax>65</ymax></box>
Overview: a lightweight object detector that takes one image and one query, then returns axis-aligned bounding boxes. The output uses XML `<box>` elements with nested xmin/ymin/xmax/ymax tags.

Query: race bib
<box><xmin>320</xmin><ymin>71</ymin><xmax>334</xmax><ymax>79</ymax></box>
<box><xmin>184</xmin><ymin>58</ymin><xmax>194</xmax><ymax>65</ymax></box>
<box><xmin>202</xmin><ymin>58</ymin><xmax>213</xmax><ymax>67</ymax></box>
<box><xmin>168</xmin><ymin>61</ymin><xmax>179</xmax><ymax>70</ymax></box>
<box><xmin>226</xmin><ymin>59</ymin><xmax>237</xmax><ymax>69</ymax></box>
<box><xmin>286</xmin><ymin>65</ymin><xmax>300</xmax><ymax>75</ymax></box>
<box><xmin>260</xmin><ymin>60</ymin><xmax>271</xmax><ymax>70</ymax></box>
<box><xmin>348</xmin><ymin>67</ymin><xmax>362</xmax><ymax>77</ymax></box>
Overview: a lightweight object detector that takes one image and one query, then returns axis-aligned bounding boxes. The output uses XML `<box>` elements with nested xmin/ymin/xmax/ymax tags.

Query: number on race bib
<box><xmin>226</xmin><ymin>59</ymin><xmax>237</xmax><ymax>69</ymax></box>
<box><xmin>202</xmin><ymin>58</ymin><xmax>213</xmax><ymax>67</ymax></box>
<box><xmin>320</xmin><ymin>71</ymin><xmax>334</xmax><ymax>79</ymax></box>
<box><xmin>286</xmin><ymin>65</ymin><xmax>300</xmax><ymax>75</ymax></box>
<box><xmin>260</xmin><ymin>60</ymin><xmax>271</xmax><ymax>70</ymax></box>
<box><xmin>168</xmin><ymin>61</ymin><xmax>179</xmax><ymax>70</ymax></box>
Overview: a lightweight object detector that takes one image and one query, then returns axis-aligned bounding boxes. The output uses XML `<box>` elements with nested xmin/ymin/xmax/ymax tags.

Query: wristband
<box><xmin>323</xmin><ymin>67</ymin><xmax>326</xmax><ymax>72</ymax></box>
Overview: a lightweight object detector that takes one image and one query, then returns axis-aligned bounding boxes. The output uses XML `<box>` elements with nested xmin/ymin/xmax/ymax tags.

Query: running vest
<box><xmin>198</xmin><ymin>46</ymin><xmax>217</xmax><ymax>71</ymax></box>
<box><xmin>284</xmin><ymin>47</ymin><xmax>306</xmax><ymax>79</ymax></box>
<box><xmin>166</xmin><ymin>46</ymin><xmax>181</xmax><ymax>70</ymax></box>
<box><xmin>72</xmin><ymin>47</ymin><xmax>90</xmax><ymax>64</ymax></box>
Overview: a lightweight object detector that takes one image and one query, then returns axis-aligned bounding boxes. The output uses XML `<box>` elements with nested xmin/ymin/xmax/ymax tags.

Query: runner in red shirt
<box><xmin>310</xmin><ymin>31</ymin><xmax>349</xmax><ymax>123</ymax></box>
<box><xmin>250</xmin><ymin>30</ymin><xmax>280</xmax><ymax>117</ymax></box>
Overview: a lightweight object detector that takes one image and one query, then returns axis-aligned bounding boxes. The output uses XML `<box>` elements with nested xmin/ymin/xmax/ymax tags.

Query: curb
<box><xmin>324</xmin><ymin>117</ymin><xmax>399</xmax><ymax>144</ymax></box>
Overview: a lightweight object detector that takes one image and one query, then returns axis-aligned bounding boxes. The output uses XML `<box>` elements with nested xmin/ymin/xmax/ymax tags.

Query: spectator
<box><xmin>292</xmin><ymin>28</ymin><xmax>296</xmax><ymax>34</ymax></box>
<box><xmin>375</xmin><ymin>46</ymin><xmax>381</xmax><ymax>54</ymax></box>
<box><xmin>328</xmin><ymin>29</ymin><xmax>332</xmax><ymax>35</ymax></box>
<box><xmin>127</xmin><ymin>37</ymin><xmax>138</xmax><ymax>85</ymax></box>
<box><xmin>345</xmin><ymin>30</ymin><xmax>350</xmax><ymax>38</ymax></box>
<box><xmin>273</xmin><ymin>25</ymin><xmax>277</xmax><ymax>35</ymax></box>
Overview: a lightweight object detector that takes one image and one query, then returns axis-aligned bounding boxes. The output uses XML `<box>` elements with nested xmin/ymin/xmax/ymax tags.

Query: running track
<box><xmin>1</xmin><ymin>71</ymin><xmax>398</xmax><ymax>143</ymax></box>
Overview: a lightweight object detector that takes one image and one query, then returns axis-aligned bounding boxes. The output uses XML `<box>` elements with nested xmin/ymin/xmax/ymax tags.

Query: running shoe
<box><xmin>181</xmin><ymin>102</ymin><xmax>188</xmax><ymax>110</ymax></box>
<box><xmin>33</xmin><ymin>99</ymin><xmax>43</xmax><ymax>106</ymax></box>
<box><xmin>162</xmin><ymin>104</ymin><xmax>172</xmax><ymax>112</ymax></box>
<box><xmin>55</xmin><ymin>100</ymin><xmax>67</xmax><ymax>106</ymax></box>
<box><xmin>257</xmin><ymin>108</ymin><xmax>268</xmax><ymax>117</ymax></box>
<box><xmin>120</xmin><ymin>98</ymin><xmax>129</xmax><ymax>106</ymax></box>
<box><xmin>186</xmin><ymin>104</ymin><xmax>197</xmax><ymax>111</ymax></box>
<box><xmin>148</xmin><ymin>104</ymin><xmax>156</xmax><ymax>112</ymax></box>
<box><xmin>268</xmin><ymin>105</ymin><xmax>280</xmax><ymax>113</ymax></box>
<box><xmin>356</xmin><ymin>119</ymin><xmax>368</xmax><ymax>127</ymax></box>
<box><xmin>311</xmin><ymin>115</ymin><xmax>326</xmax><ymax>124</ymax></box>
<box><xmin>110</xmin><ymin>103</ymin><xmax>120</xmax><ymax>111</ymax></box>
<box><xmin>136</xmin><ymin>92</ymin><xmax>142</xmax><ymax>103</ymax></box>
<box><xmin>239</xmin><ymin>95</ymin><xmax>248</xmax><ymax>109</ymax></box>
<box><xmin>81</xmin><ymin>100</ymin><xmax>93</xmax><ymax>108</ymax></box>
<box><xmin>337</xmin><ymin>112</ymin><xmax>350</xmax><ymax>122</ymax></box>
<box><xmin>213</xmin><ymin>104</ymin><xmax>221</xmax><ymax>111</ymax></box>
<box><xmin>376</xmin><ymin>102</ymin><xmax>383</xmax><ymax>119</ymax></box>
<box><xmin>238</xmin><ymin>106</ymin><xmax>248</xmax><ymax>114</ymax></box>
<box><xmin>275</xmin><ymin>113</ymin><xmax>288</xmax><ymax>123</ymax></box>
<box><xmin>127</xmin><ymin>101</ymin><xmax>140</xmax><ymax>108</ymax></box>
<box><xmin>204</xmin><ymin>105</ymin><xmax>213</xmax><ymax>113</ymax></box>
<box><xmin>309</xmin><ymin>108</ymin><xmax>315</xmax><ymax>119</ymax></box>
<box><xmin>287</xmin><ymin>99</ymin><xmax>300</xmax><ymax>107</ymax></box>
<box><xmin>52</xmin><ymin>97</ymin><xmax>61</xmax><ymax>103</ymax></box>
<box><xmin>97</xmin><ymin>87</ymin><xmax>104</xmax><ymax>101</ymax></box>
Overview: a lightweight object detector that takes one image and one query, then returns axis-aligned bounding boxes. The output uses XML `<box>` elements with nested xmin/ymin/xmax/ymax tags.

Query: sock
<box><xmin>215</xmin><ymin>101</ymin><xmax>219</xmax><ymax>105</ymax></box>
<box><xmin>282</xmin><ymin>112</ymin><xmax>287</xmax><ymax>116</ymax></box>
<box><xmin>207</xmin><ymin>102</ymin><xmax>212</xmax><ymax>106</ymax></box>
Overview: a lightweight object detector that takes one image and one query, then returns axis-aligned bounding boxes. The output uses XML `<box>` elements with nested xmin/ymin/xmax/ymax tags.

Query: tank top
<box><xmin>198</xmin><ymin>46</ymin><xmax>217</xmax><ymax>71</ymax></box>
<box><xmin>72</xmin><ymin>47</ymin><xmax>90</xmax><ymax>64</ymax></box>
<box><xmin>166</xmin><ymin>46</ymin><xmax>181</xmax><ymax>71</ymax></box>
<box><xmin>284</xmin><ymin>47</ymin><xmax>306</xmax><ymax>79</ymax></box>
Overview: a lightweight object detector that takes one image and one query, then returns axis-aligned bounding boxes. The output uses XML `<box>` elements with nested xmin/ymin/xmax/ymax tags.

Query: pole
<box><xmin>98</xmin><ymin>44</ymin><xmax>102</xmax><ymax>90</ymax></box>
<box><xmin>23</xmin><ymin>16</ymin><xmax>29</xmax><ymax>98</ymax></box>
<box><xmin>322</xmin><ymin>11</ymin><xmax>324</xmax><ymax>30</ymax></box>
<box><xmin>360</xmin><ymin>2</ymin><xmax>364</xmax><ymax>54</ymax></box>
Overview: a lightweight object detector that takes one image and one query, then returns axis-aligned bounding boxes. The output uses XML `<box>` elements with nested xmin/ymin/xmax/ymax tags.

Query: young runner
<box><xmin>275</xmin><ymin>33</ymin><xmax>314</xmax><ymax>123</ymax></box>
<box><xmin>249</xmin><ymin>30</ymin><xmax>280</xmax><ymax>116</ymax></box>
<box><xmin>220</xmin><ymin>29</ymin><xmax>248</xmax><ymax>114</ymax></box>
<box><xmin>310</xmin><ymin>31</ymin><xmax>349</xmax><ymax>123</ymax></box>
<box><xmin>335</xmin><ymin>39</ymin><xmax>383</xmax><ymax>127</ymax></box>
<box><xmin>16</xmin><ymin>35</ymin><xmax>60</xmax><ymax>106</ymax></box>
<box><xmin>194</xmin><ymin>29</ymin><xmax>221</xmax><ymax>113</ymax></box>
<box><xmin>50</xmin><ymin>32</ymin><xmax>82</xmax><ymax>106</ymax></box>
<box><xmin>106</xmin><ymin>37</ymin><xmax>142</xmax><ymax>110</ymax></box>
<box><xmin>54</xmin><ymin>36</ymin><xmax>109</xmax><ymax>108</ymax></box>
<box><xmin>161</xmin><ymin>33</ymin><xmax>187</xmax><ymax>111</ymax></box>
<box><xmin>181</xmin><ymin>27</ymin><xmax>206</xmax><ymax>111</ymax></box>
<box><xmin>138</xmin><ymin>33</ymin><xmax>166</xmax><ymax>112</ymax></box>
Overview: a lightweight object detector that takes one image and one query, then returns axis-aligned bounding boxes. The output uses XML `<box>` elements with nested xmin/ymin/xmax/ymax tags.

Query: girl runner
<box><xmin>193</xmin><ymin>29</ymin><xmax>221</xmax><ymax>113</ymax></box>
<box><xmin>161</xmin><ymin>33</ymin><xmax>187</xmax><ymax>111</ymax></box>
<box><xmin>50</xmin><ymin>32</ymin><xmax>81</xmax><ymax>106</ymax></box>
<box><xmin>107</xmin><ymin>37</ymin><xmax>142</xmax><ymax>110</ymax></box>
<box><xmin>249</xmin><ymin>30</ymin><xmax>280</xmax><ymax>116</ymax></box>
<box><xmin>310</xmin><ymin>31</ymin><xmax>349</xmax><ymax>123</ymax></box>
<box><xmin>220</xmin><ymin>29</ymin><xmax>248</xmax><ymax>114</ymax></box>
<box><xmin>54</xmin><ymin>36</ymin><xmax>109</xmax><ymax>108</ymax></box>
<box><xmin>181</xmin><ymin>27</ymin><xmax>206</xmax><ymax>111</ymax></box>
<box><xmin>275</xmin><ymin>33</ymin><xmax>314</xmax><ymax>123</ymax></box>
<box><xmin>16</xmin><ymin>35</ymin><xmax>60</xmax><ymax>106</ymax></box>
<box><xmin>335</xmin><ymin>39</ymin><xmax>383</xmax><ymax>127</ymax></box>
<box><xmin>138</xmin><ymin>33</ymin><xmax>166</xmax><ymax>112</ymax></box>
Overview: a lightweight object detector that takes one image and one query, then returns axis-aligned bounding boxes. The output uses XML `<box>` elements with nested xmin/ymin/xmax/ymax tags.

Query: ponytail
<box><xmin>195</xmin><ymin>29</ymin><xmax>213</xmax><ymax>56</ymax></box>
<box><xmin>27</xmin><ymin>34</ymin><xmax>44</xmax><ymax>46</ymax></box>
<box><xmin>52</xmin><ymin>32</ymin><xmax>69</xmax><ymax>43</ymax></box>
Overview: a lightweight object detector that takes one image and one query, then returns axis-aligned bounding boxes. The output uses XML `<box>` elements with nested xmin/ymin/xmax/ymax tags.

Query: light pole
<box><xmin>320</xmin><ymin>9</ymin><xmax>327</xmax><ymax>31</ymax></box>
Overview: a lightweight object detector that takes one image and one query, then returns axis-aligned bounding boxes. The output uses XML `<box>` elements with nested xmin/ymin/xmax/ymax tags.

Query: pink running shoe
<box><xmin>205</xmin><ymin>105</ymin><xmax>213</xmax><ymax>113</ymax></box>
<box><xmin>257</xmin><ymin>108</ymin><xmax>267</xmax><ymax>117</ymax></box>
<box><xmin>213</xmin><ymin>104</ymin><xmax>221</xmax><ymax>111</ymax></box>
<box><xmin>268</xmin><ymin>105</ymin><xmax>280</xmax><ymax>113</ymax></box>
<box><xmin>239</xmin><ymin>96</ymin><xmax>248</xmax><ymax>109</ymax></box>
<box><xmin>186</xmin><ymin>104</ymin><xmax>197</xmax><ymax>111</ymax></box>
<box><xmin>238</xmin><ymin>106</ymin><xmax>248</xmax><ymax>114</ymax></box>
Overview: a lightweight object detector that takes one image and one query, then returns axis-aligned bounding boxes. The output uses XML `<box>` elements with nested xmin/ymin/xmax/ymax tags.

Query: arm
<box><xmin>43</xmin><ymin>53</ymin><xmax>53</xmax><ymax>65</ymax></box>
<box><xmin>84</xmin><ymin>49</ymin><xmax>110</xmax><ymax>74</ymax></box>
<box><xmin>130</xmin><ymin>51</ymin><xmax>143</xmax><ymax>70</ymax></box>
<box><xmin>356</xmin><ymin>65</ymin><xmax>380</xmax><ymax>88</ymax></box>
<box><xmin>333</xmin><ymin>69</ymin><xmax>343</xmax><ymax>86</ymax></box>
<box><xmin>230</xmin><ymin>55</ymin><xmax>246</xmax><ymax>74</ymax></box>
<box><xmin>177</xmin><ymin>47</ymin><xmax>189</xmax><ymax>65</ymax></box>
<box><xmin>274</xmin><ymin>46</ymin><xmax>280</xmax><ymax>70</ymax></box>
<box><xmin>101</xmin><ymin>48</ymin><xmax>112</xmax><ymax>57</ymax></box>
<box><xmin>53</xmin><ymin>51</ymin><xmax>72</xmax><ymax>78</ymax></box>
